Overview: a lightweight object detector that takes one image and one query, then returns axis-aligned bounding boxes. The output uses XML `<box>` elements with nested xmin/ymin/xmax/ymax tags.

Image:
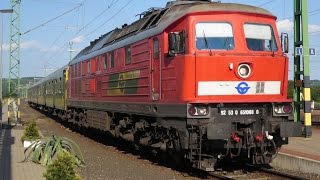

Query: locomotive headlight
<box><xmin>237</xmin><ymin>64</ymin><xmax>251</xmax><ymax>78</ymax></box>
<box><xmin>273</xmin><ymin>103</ymin><xmax>293</xmax><ymax>116</ymax></box>
<box><xmin>197</xmin><ymin>106</ymin><xmax>208</xmax><ymax>116</ymax></box>
<box><xmin>188</xmin><ymin>105</ymin><xmax>209</xmax><ymax>117</ymax></box>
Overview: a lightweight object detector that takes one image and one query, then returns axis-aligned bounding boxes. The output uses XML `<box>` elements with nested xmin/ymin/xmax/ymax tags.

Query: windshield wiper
<box><xmin>203</xmin><ymin>30</ymin><xmax>213</xmax><ymax>56</ymax></box>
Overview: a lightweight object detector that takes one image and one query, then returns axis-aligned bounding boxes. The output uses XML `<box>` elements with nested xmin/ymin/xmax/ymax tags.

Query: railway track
<box><xmin>206</xmin><ymin>164</ymin><xmax>310</xmax><ymax>180</ymax></box>
<box><xmin>258</xmin><ymin>166</ymin><xmax>309</xmax><ymax>180</ymax></box>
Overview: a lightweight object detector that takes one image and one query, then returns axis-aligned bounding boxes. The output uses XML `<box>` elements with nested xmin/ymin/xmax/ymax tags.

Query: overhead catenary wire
<box><xmin>258</xmin><ymin>0</ymin><xmax>276</xmax><ymax>7</ymax></box>
<box><xmin>278</xmin><ymin>8</ymin><xmax>320</xmax><ymax>21</ymax></box>
<box><xmin>22</xmin><ymin>3</ymin><xmax>84</xmax><ymax>35</ymax></box>
<box><xmin>42</xmin><ymin>8</ymin><xmax>81</xmax><ymax>55</ymax></box>
<box><xmin>45</xmin><ymin>0</ymin><xmax>134</xmax><ymax>64</ymax></box>
<box><xmin>35</xmin><ymin>0</ymin><xmax>88</xmax><ymax>68</ymax></box>
<box><xmin>37</xmin><ymin>5</ymin><xmax>82</xmax><ymax>69</ymax></box>
<box><xmin>73</xmin><ymin>0</ymin><xmax>120</xmax><ymax>37</ymax></box>
<box><xmin>44</xmin><ymin>0</ymin><xmax>122</xmax><ymax>63</ymax></box>
<box><xmin>84</xmin><ymin>0</ymin><xmax>134</xmax><ymax>38</ymax></box>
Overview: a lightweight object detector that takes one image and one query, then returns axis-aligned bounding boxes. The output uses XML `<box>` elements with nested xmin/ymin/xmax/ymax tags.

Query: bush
<box><xmin>43</xmin><ymin>151</ymin><xmax>81</xmax><ymax>180</ymax></box>
<box><xmin>21</xmin><ymin>120</ymin><xmax>41</xmax><ymax>142</ymax></box>
<box><xmin>315</xmin><ymin>102</ymin><xmax>320</xmax><ymax>109</ymax></box>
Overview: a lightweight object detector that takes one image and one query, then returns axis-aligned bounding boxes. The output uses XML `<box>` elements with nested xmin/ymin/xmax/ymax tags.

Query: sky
<box><xmin>0</xmin><ymin>0</ymin><xmax>319</xmax><ymax>79</ymax></box>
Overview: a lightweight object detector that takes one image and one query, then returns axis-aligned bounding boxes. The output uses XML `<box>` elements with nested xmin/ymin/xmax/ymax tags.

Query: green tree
<box><xmin>311</xmin><ymin>86</ymin><xmax>320</xmax><ymax>102</ymax></box>
<box><xmin>287</xmin><ymin>80</ymin><xmax>294</xmax><ymax>99</ymax></box>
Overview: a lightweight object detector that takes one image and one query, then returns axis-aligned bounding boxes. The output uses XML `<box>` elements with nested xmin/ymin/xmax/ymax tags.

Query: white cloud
<box><xmin>1</xmin><ymin>43</ymin><xmax>10</xmax><ymax>51</ymax></box>
<box><xmin>309</xmin><ymin>24</ymin><xmax>320</xmax><ymax>34</ymax></box>
<box><xmin>21</xmin><ymin>40</ymin><xmax>40</xmax><ymax>49</ymax></box>
<box><xmin>71</xmin><ymin>35</ymin><xmax>85</xmax><ymax>43</ymax></box>
<box><xmin>1</xmin><ymin>40</ymin><xmax>40</xmax><ymax>51</ymax></box>
<box><xmin>277</xmin><ymin>19</ymin><xmax>320</xmax><ymax>35</ymax></box>
<box><xmin>276</xmin><ymin>19</ymin><xmax>293</xmax><ymax>32</ymax></box>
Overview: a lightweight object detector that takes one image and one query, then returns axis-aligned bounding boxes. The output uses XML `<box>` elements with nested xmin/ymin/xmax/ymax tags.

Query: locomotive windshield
<box><xmin>244</xmin><ymin>23</ymin><xmax>278</xmax><ymax>52</ymax></box>
<box><xmin>195</xmin><ymin>23</ymin><xmax>235</xmax><ymax>50</ymax></box>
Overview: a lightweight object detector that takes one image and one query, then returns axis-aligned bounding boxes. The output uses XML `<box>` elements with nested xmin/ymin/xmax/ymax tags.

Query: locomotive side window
<box><xmin>91</xmin><ymin>58</ymin><xmax>96</xmax><ymax>73</ymax></box>
<box><xmin>87</xmin><ymin>60</ymin><xmax>91</xmax><ymax>74</ymax></box>
<box><xmin>153</xmin><ymin>38</ymin><xmax>159</xmax><ymax>59</ymax></box>
<box><xmin>195</xmin><ymin>23</ymin><xmax>234</xmax><ymax>50</ymax></box>
<box><xmin>103</xmin><ymin>54</ymin><xmax>107</xmax><ymax>69</ymax></box>
<box><xmin>78</xmin><ymin>63</ymin><xmax>81</xmax><ymax>77</ymax></box>
<box><xmin>82</xmin><ymin>62</ymin><xmax>86</xmax><ymax>76</ymax></box>
<box><xmin>96</xmin><ymin>57</ymin><xmax>101</xmax><ymax>72</ymax></box>
<box><xmin>74</xmin><ymin>64</ymin><xmax>77</xmax><ymax>77</ymax></box>
<box><xmin>110</xmin><ymin>51</ymin><xmax>115</xmax><ymax>68</ymax></box>
<box><xmin>125</xmin><ymin>46</ymin><xmax>131</xmax><ymax>65</ymax></box>
<box><xmin>244</xmin><ymin>23</ymin><xmax>278</xmax><ymax>52</ymax></box>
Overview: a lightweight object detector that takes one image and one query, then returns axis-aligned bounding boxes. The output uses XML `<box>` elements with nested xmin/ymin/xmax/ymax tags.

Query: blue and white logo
<box><xmin>235</xmin><ymin>82</ymin><xmax>250</xmax><ymax>95</ymax></box>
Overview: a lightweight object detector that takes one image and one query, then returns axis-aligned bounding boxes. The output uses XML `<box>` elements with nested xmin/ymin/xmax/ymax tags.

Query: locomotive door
<box><xmin>150</xmin><ymin>38</ymin><xmax>161</xmax><ymax>101</ymax></box>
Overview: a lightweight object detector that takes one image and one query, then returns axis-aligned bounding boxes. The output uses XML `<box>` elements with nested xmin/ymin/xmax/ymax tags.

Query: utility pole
<box><xmin>293</xmin><ymin>0</ymin><xmax>312</xmax><ymax>137</ymax></box>
<box><xmin>8</xmin><ymin>0</ymin><xmax>21</xmax><ymax>125</ymax></box>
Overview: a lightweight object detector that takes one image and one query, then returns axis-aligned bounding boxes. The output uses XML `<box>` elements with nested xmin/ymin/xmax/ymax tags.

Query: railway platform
<box><xmin>272</xmin><ymin>127</ymin><xmax>320</xmax><ymax>175</ymax></box>
<box><xmin>0</xmin><ymin>102</ymin><xmax>45</xmax><ymax>180</ymax></box>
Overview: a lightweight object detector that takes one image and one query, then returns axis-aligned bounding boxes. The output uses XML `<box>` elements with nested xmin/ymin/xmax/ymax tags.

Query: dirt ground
<box><xmin>20</xmin><ymin>102</ymin><xmax>202</xmax><ymax>180</ymax></box>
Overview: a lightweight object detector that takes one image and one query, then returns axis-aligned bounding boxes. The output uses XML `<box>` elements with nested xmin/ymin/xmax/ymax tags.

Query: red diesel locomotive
<box><xmin>28</xmin><ymin>0</ymin><xmax>301</xmax><ymax>171</ymax></box>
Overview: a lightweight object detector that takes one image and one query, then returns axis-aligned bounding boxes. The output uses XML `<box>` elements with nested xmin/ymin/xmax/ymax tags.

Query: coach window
<box><xmin>110</xmin><ymin>51</ymin><xmax>115</xmax><ymax>68</ymax></box>
<box><xmin>195</xmin><ymin>22</ymin><xmax>234</xmax><ymax>50</ymax></box>
<box><xmin>125</xmin><ymin>46</ymin><xmax>131</xmax><ymax>65</ymax></box>
<box><xmin>59</xmin><ymin>77</ymin><xmax>62</xmax><ymax>93</ymax></box>
<box><xmin>244</xmin><ymin>23</ymin><xmax>278</xmax><ymax>52</ymax></box>
<box><xmin>153</xmin><ymin>38</ymin><xmax>159</xmax><ymax>59</ymax></box>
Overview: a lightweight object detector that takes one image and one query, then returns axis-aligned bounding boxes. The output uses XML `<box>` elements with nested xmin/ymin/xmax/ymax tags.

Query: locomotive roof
<box><xmin>70</xmin><ymin>1</ymin><xmax>273</xmax><ymax>65</ymax></box>
<box><xmin>28</xmin><ymin>65</ymin><xmax>67</xmax><ymax>89</ymax></box>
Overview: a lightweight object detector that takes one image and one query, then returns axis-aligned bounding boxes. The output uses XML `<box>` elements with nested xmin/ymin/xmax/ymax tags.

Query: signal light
<box><xmin>188</xmin><ymin>106</ymin><xmax>197</xmax><ymax>116</ymax></box>
<box><xmin>282</xmin><ymin>104</ymin><xmax>293</xmax><ymax>114</ymax></box>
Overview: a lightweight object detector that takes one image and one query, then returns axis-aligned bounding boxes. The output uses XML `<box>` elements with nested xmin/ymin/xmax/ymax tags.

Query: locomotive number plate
<box><xmin>220</xmin><ymin>109</ymin><xmax>260</xmax><ymax>116</ymax></box>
